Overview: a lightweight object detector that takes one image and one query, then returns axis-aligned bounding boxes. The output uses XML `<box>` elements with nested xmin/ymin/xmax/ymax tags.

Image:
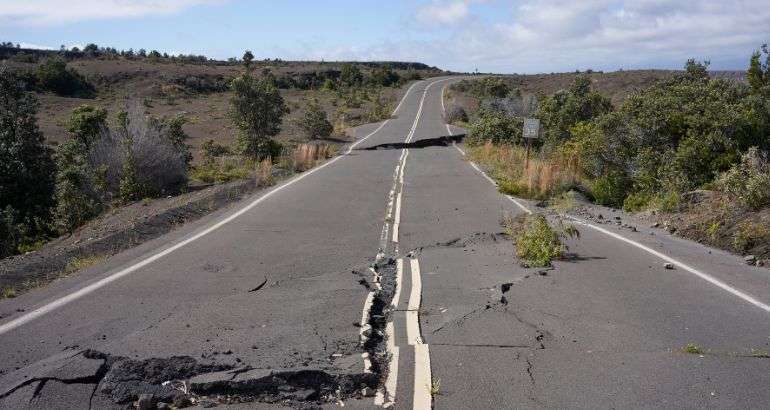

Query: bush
<box><xmin>514</xmin><ymin>214</ymin><xmax>565</xmax><ymax>267</ymax></box>
<box><xmin>368</xmin><ymin>65</ymin><xmax>400</xmax><ymax>87</ymax></box>
<box><xmin>35</xmin><ymin>58</ymin><xmax>94</xmax><ymax>97</ymax></box>
<box><xmin>54</xmin><ymin>138</ymin><xmax>103</xmax><ymax>232</ymax></box>
<box><xmin>365</xmin><ymin>92</ymin><xmax>393</xmax><ymax>123</ymax></box>
<box><xmin>298</xmin><ymin>99</ymin><xmax>333</xmax><ymax>139</ymax></box>
<box><xmin>201</xmin><ymin>139</ymin><xmax>232</xmax><ymax>161</ymax></box>
<box><xmin>0</xmin><ymin>69</ymin><xmax>56</xmax><ymax>257</ymax></box>
<box><xmin>451</xmin><ymin>77</ymin><xmax>511</xmax><ymax>98</ymax></box>
<box><xmin>717</xmin><ymin>147</ymin><xmax>770</xmax><ymax>209</ymax></box>
<box><xmin>590</xmin><ymin>171</ymin><xmax>628</xmax><ymax>207</ymax></box>
<box><xmin>90</xmin><ymin>107</ymin><xmax>188</xmax><ymax>203</ymax></box>
<box><xmin>467</xmin><ymin>111</ymin><xmax>523</xmax><ymax>145</ymax></box>
<box><xmin>537</xmin><ymin>75</ymin><xmax>612</xmax><ymax>146</ymax></box>
<box><xmin>190</xmin><ymin>156</ymin><xmax>255</xmax><ymax>183</ymax></box>
<box><xmin>67</xmin><ymin>105</ymin><xmax>107</xmax><ymax>146</ymax></box>
<box><xmin>445</xmin><ymin>105</ymin><xmax>468</xmax><ymax>124</ymax></box>
<box><xmin>733</xmin><ymin>221</ymin><xmax>770</xmax><ymax>253</ymax></box>
<box><xmin>340</xmin><ymin>64</ymin><xmax>363</xmax><ymax>87</ymax></box>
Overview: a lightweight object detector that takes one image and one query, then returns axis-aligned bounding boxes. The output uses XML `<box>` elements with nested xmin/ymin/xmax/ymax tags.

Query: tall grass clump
<box><xmin>291</xmin><ymin>143</ymin><xmax>335</xmax><ymax>172</ymax></box>
<box><xmin>469</xmin><ymin>141</ymin><xmax>580</xmax><ymax>200</ymax></box>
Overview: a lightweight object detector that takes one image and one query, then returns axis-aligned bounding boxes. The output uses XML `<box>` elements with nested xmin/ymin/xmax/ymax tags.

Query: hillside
<box><xmin>1</xmin><ymin>46</ymin><xmax>444</xmax><ymax>163</ymax></box>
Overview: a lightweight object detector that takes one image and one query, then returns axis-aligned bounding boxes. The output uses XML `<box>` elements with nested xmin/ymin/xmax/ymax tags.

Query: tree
<box><xmin>0</xmin><ymin>70</ymin><xmax>56</xmax><ymax>256</ymax></box>
<box><xmin>83</xmin><ymin>43</ymin><xmax>99</xmax><ymax>56</ymax></box>
<box><xmin>748</xmin><ymin>44</ymin><xmax>770</xmax><ymax>94</ymax></box>
<box><xmin>537</xmin><ymin>75</ymin><xmax>612</xmax><ymax>145</ymax></box>
<box><xmin>243</xmin><ymin>50</ymin><xmax>254</xmax><ymax>71</ymax></box>
<box><xmin>229</xmin><ymin>73</ymin><xmax>286</xmax><ymax>159</ymax></box>
<box><xmin>369</xmin><ymin>65</ymin><xmax>400</xmax><ymax>87</ymax></box>
<box><xmin>67</xmin><ymin>105</ymin><xmax>107</xmax><ymax>147</ymax></box>
<box><xmin>298</xmin><ymin>99</ymin><xmax>333</xmax><ymax>139</ymax></box>
<box><xmin>340</xmin><ymin>63</ymin><xmax>363</xmax><ymax>87</ymax></box>
<box><xmin>160</xmin><ymin>114</ymin><xmax>191</xmax><ymax>164</ymax></box>
<box><xmin>54</xmin><ymin>105</ymin><xmax>109</xmax><ymax>232</ymax></box>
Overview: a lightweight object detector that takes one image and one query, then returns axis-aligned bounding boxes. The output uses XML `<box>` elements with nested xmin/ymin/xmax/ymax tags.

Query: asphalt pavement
<box><xmin>2</xmin><ymin>77</ymin><xmax>770</xmax><ymax>409</ymax></box>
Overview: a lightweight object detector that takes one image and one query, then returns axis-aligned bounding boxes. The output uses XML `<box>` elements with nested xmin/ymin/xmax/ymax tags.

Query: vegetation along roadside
<box><xmin>448</xmin><ymin>45</ymin><xmax>770</xmax><ymax>264</ymax></box>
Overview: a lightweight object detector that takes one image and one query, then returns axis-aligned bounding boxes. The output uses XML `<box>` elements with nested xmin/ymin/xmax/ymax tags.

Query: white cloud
<box><xmin>18</xmin><ymin>42</ymin><xmax>84</xmax><ymax>51</ymax></box>
<box><xmin>398</xmin><ymin>0</ymin><xmax>770</xmax><ymax>72</ymax></box>
<box><xmin>416</xmin><ymin>0</ymin><xmax>485</xmax><ymax>25</ymax></box>
<box><xmin>0</xmin><ymin>0</ymin><xmax>222</xmax><ymax>26</ymax></box>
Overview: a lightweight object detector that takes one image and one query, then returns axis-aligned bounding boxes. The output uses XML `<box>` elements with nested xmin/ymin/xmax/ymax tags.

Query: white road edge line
<box><xmin>447</xmin><ymin>103</ymin><xmax>770</xmax><ymax>314</ymax></box>
<box><xmin>0</xmin><ymin>79</ymin><xmax>427</xmax><ymax>336</ymax></box>
<box><xmin>566</xmin><ymin>216</ymin><xmax>770</xmax><ymax>313</ymax></box>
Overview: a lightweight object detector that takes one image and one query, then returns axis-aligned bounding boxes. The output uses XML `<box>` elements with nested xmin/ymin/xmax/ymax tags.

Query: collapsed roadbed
<box><xmin>0</xmin><ymin>255</ymin><xmax>400</xmax><ymax>409</ymax></box>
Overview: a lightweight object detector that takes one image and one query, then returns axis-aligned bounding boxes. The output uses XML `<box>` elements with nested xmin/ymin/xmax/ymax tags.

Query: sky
<box><xmin>1</xmin><ymin>0</ymin><xmax>769</xmax><ymax>73</ymax></box>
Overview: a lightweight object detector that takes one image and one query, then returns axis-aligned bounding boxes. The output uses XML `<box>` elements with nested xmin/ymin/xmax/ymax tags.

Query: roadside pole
<box><xmin>522</xmin><ymin>118</ymin><xmax>540</xmax><ymax>174</ymax></box>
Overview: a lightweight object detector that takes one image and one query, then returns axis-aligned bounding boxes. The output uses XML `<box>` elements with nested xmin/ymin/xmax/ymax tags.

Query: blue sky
<box><xmin>2</xmin><ymin>0</ymin><xmax>769</xmax><ymax>73</ymax></box>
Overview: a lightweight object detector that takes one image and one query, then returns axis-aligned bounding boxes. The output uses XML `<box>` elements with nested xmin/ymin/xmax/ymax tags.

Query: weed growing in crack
<box><xmin>431</xmin><ymin>378</ymin><xmax>441</xmax><ymax>396</ymax></box>
<box><xmin>513</xmin><ymin>214</ymin><xmax>573</xmax><ymax>267</ymax></box>
<box><xmin>683</xmin><ymin>343</ymin><xmax>703</xmax><ymax>354</ymax></box>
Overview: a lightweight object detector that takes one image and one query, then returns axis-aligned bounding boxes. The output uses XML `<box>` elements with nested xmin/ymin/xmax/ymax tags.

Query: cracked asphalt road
<box><xmin>3</xmin><ymin>76</ymin><xmax>770</xmax><ymax>409</ymax></box>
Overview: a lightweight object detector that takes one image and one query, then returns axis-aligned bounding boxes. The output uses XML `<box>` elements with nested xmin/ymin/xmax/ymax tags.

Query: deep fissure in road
<box><xmin>358</xmin><ymin>134</ymin><xmax>465</xmax><ymax>151</ymax></box>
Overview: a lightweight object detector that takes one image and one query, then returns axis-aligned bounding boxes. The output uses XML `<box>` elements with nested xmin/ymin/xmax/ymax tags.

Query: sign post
<box><xmin>522</xmin><ymin>118</ymin><xmax>540</xmax><ymax>171</ymax></box>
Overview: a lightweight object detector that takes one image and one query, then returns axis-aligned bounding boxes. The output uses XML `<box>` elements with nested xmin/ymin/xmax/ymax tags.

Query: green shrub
<box><xmin>651</xmin><ymin>191</ymin><xmax>681</xmax><ymax>213</ymax></box>
<box><xmin>298</xmin><ymin>99</ymin><xmax>333</xmax><ymax>139</ymax></box>
<box><xmin>537</xmin><ymin>75</ymin><xmax>612</xmax><ymax>146</ymax></box>
<box><xmin>368</xmin><ymin>65</ymin><xmax>400</xmax><ymax>87</ymax></box>
<box><xmin>515</xmin><ymin>214</ymin><xmax>565</xmax><ymax>267</ymax></box>
<box><xmin>35</xmin><ymin>58</ymin><xmax>94</xmax><ymax>97</ymax></box>
<box><xmin>190</xmin><ymin>157</ymin><xmax>253</xmax><ymax>183</ymax></box>
<box><xmin>365</xmin><ymin>92</ymin><xmax>393</xmax><ymax>122</ymax></box>
<box><xmin>340</xmin><ymin>63</ymin><xmax>363</xmax><ymax>87</ymax></box>
<box><xmin>468</xmin><ymin>111</ymin><xmax>523</xmax><ymax>145</ymax></box>
<box><xmin>733</xmin><ymin>221</ymin><xmax>770</xmax><ymax>253</ymax></box>
<box><xmin>623</xmin><ymin>192</ymin><xmax>653</xmax><ymax>212</ymax></box>
<box><xmin>717</xmin><ymin>147</ymin><xmax>770</xmax><ymax>210</ymax></box>
<box><xmin>67</xmin><ymin>105</ymin><xmax>107</xmax><ymax>147</ymax></box>
<box><xmin>445</xmin><ymin>105</ymin><xmax>468</xmax><ymax>124</ymax></box>
<box><xmin>202</xmin><ymin>139</ymin><xmax>232</xmax><ymax>160</ymax></box>
<box><xmin>451</xmin><ymin>77</ymin><xmax>511</xmax><ymax>98</ymax></box>
<box><xmin>590</xmin><ymin>171</ymin><xmax>628</xmax><ymax>207</ymax></box>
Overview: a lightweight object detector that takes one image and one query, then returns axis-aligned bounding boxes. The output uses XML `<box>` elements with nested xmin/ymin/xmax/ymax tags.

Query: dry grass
<box><xmin>469</xmin><ymin>141</ymin><xmax>581</xmax><ymax>200</ymax></box>
<box><xmin>258</xmin><ymin>158</ymin><xmax>274</xmax><ymax>185</ymax></box>
<box><xmin>291</xmin><ymin>143</ymin><xmax>336</xmax><ymax>172</ymax></box>
<box><xmin>64</xmin><ymin>255</ymin><xmax>107</xmax><ymax>275</ymax></box>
